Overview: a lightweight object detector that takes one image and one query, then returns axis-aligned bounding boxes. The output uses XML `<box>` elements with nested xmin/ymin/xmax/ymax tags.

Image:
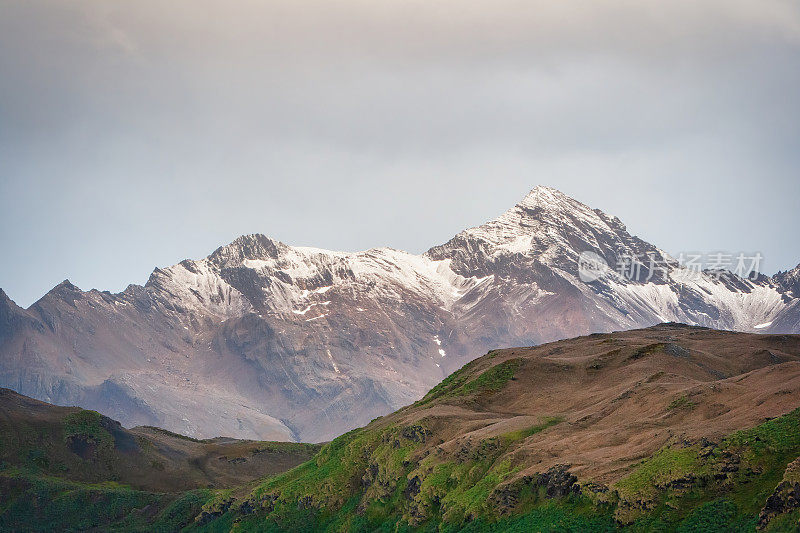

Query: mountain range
<box><xmin>1</xmin><ymin>186</ymin><xmax>798</xmax><ymax>442</ymax></box>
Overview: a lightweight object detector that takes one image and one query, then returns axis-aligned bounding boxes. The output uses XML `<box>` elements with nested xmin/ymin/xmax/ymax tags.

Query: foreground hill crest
<box><xmin>4</xmin><ymin>326</ymin><xmax>794</xmax><ymax>531</ymax></box>
<box><xmin>0</xmin><ymin>187</ymin><xmax>798</xmax><ymax>441</ymax></box>
<box><xmin>215</xmin><ymin>324</ymin><xmax>800</xmax><ymax>530</ymax></box>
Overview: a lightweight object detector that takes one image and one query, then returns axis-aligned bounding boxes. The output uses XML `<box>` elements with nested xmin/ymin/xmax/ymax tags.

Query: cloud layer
<box><xmin>1</xmin><ymin>0</ymin><xmax>799</xmax><ymax>306</ymax></box>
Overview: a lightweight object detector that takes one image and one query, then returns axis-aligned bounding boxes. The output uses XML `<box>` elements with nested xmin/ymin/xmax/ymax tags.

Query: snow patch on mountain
<box><xmin>2</xmin><ymin>185</ymin><xmax>797</xmax><ymax>443</ymax></box>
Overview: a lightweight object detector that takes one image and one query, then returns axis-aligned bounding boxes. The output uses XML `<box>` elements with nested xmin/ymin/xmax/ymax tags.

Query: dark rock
<box><xmin>758</xmin><ymin>481</ymin><xmax>800</xmax><ymax>529</ymax></box>
<box><xmin>362</xmin><ymin>462</ymin><xmax>379</xmax><ymax>488</ymax></box>
<box><xmin>238</xmin><ymin>500</ymin><xmax>255</xmax><ymax>515</ymax></box>
<box><xmin>297</xmin><ymin>495</ymin><xmax>314</xmax><ymax>510</ymax></box>
<box><xmin>664</xmin><ymin>343</ymin><xmax>690</xmax><ymax>359</ymax></box>
<box><xmin>489</xmin><ymin>476</ymin><xmax>533</xmax><ymax>513</ymax></box>
<box><xmin>660</xmin><ymin>473</ymin><xmax>698</xmax><ymax>490</ymax></box>
<box><xmin>404</xmin><ymin>475</ymin><xmax>421</xmax><ymax>500</ymax></box>
<box><xmin>195</xmin><ymin>498</ymin><xmax>233</xmax><ymax>526</ymax></box>
<box><xmin>536</xmin><ymin>464</ymin><xmax>581</xmax><ymax>498</ymax></box>
<box><xmin>66</xmin><ymin>435</ymin><xmax>98</xmax><ymax>461</ymax></box>
<box><xmin>489</xmin><ymin>465</ymin><xmax>581</xmax><ymax>515</ymax></box>
<box><xmin>401</xmin><ymin>425</ymin><xmax>432</xmax><ymax>444</ymax></box>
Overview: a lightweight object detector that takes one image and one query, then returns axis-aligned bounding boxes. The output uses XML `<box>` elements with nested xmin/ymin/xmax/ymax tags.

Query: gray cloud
<box><xmin>1</xmin><ymin>0</ymin><xmax>799</xmax><ymax>306</ymax></box>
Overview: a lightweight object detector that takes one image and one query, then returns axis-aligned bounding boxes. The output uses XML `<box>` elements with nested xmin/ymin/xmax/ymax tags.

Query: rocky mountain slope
<box><xmin>0</xmin><ymin>187</ymin><xmax>798</xmax><ymax>441</ymax></box>
<box><xmin>3</xmin><ymin>325</ymin><xmax>799</xmax><ymax>531</ymax></box>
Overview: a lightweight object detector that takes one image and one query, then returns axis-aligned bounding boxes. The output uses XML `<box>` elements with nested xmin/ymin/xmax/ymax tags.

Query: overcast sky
<box><xmin>1</xmin><ymin>0</ymin><xmax>799</xmax><ymax>307</ymax></box>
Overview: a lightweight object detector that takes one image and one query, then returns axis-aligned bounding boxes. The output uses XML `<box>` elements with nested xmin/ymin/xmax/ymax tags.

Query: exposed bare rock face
<box><xmin>759</xmin><ymin>456</ymin><xmax>800</xmax><ymax>529</ymax></box>
<box><xmin>0</xmin><ymin>187</ymin><xmax>798</xmax><ymax>441</ymax></box>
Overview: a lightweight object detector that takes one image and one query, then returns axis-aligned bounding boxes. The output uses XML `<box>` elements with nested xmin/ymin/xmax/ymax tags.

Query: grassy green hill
<box><xmin>2</xmin><ymin>324</ymin><xmax>800</xmax><ymax>531</ymax></box>
<box><xmin>0</xmin><ymin>388</ymin><xmax>319</xmax><ymax>531</ymax></box>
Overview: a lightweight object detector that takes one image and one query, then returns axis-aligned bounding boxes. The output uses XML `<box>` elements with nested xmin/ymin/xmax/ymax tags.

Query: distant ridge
<box><xmin>0</xmin><ymin>186</ymin><xmax>798</xmax><ymax>441</ymax></box>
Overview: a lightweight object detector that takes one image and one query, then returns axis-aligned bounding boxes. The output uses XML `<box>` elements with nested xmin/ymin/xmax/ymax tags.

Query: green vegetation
<box><xmin>667</xmin><ymin>395</ymin><xmax>696</xmax><ymax>411</ymax></box>
<box><xmin>249</xmin><ymin>441</ymin><xmax>323</xmax><ymax>455</ymax></box>
<box><xmin>3</xmin><ymin>351</ymin><xmax>800</xmax><ymax>532</ymax></box>
<box><xmin>501</xmin><ymin>416</ymin><xmax>564</xmax><ymax>443</ymax></box>
<box><xmin>629</xmin><ymin>343</ymin><xmax>665</xmax><ymax>359</ymax></box>
<box><xmin>673</xmin><ymin>499</ymin><xmax>753</xmax><ymax>532</ymax></box>
<box><xmin>3</xmin><ymin>407</ymin><xmax>800</xmax><ymax>531</ymax></box>
<box><xmin>192</xmin><ymin>407</ymin><xmax>800</xmax><ymax>531</ymax></box>
<box><xmin>455</xmin><ymin>360</ymin><xmax>521</xmax><ymax>396</ymax></box>
<box><xmin>612</xmin><ymin>408</ymin><xmax>800</xmax><ymax>528</ymax></box>
<box><xmin>138</xmin><ymin>425</ymin><xmax>203</xmax><ymax>442</ymax></box>
<box><xmin>63</xmin><ymin>409</ymin><xmax>113</xmax><ymax>449</ymax></box>
<box><xmin>725</xmin><ymin>409</ymin><xmax>800</xmax><ymax>456</ymax></box>
<box><xmin>420</xmin><ymin>359</ymin><xmax>521</xmax><ymax>405</ymax></box>
<box><xmin>0</xmin><ymin>399</ymin><xmax>322</xmax><ymax>530</ymax></box>
<box><xmin>418</xmin><ymin>360</ymin><xmax>482</xmax><ymax>404</ymax></box>
<box><xmin>0</xmin><ymin>467</ymin><xmax>217</xmax><ymax>532</ymax></box>
<box><xmin>615</xmin><ymin>445</ymin><xmax>704</xmax><ymax>500</ymax></box>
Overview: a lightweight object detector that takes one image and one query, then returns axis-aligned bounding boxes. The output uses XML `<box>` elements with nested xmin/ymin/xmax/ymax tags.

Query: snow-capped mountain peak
<box><xmin>458</xmin><ymin>187</ymin><xmax>621</xmax><ymax>256</ymax></box>
<box><xmin>516</xmin><ymin>184</ymin><xmax>578</xmax><ymax>210</ymax></box>
<box><xmin>209</xmin><ymin>233</ymin><xmax>290</xmax><ymax>267</ymax></box>
<box><xmin>0</xmin><ymin>186</ymin><xmax>797</xmax><ymax>443</ymax></box>
<box><xmin>775</xmin><ymin>263</ymin><xmax>800</xmax><ymax>296</ymax></box>
<box><xmin>425</xmin><ymin>187</ymin><xmax>660</xmax><ymax>286</ymax></box>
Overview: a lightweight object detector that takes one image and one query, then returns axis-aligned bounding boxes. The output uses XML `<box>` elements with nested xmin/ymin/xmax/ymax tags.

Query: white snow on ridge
<box><xmin>433</xmin><ymin>335</ymin><xmax>447</xmax><ymax>357</ymax></box>
<box><xmin>243</xmin><ymin>259</ymin><xmax>270</xmax><ymax>270</ymax></box>
<box><xmin>148</xmin><ymin>186</ymin><xmax>796</xmax><ymax>339</ymax></box>
<box><xmin>326</xmin><ymin>349</ymin><xmax>340</xmax><ymax>373</ymax></box>
<box><xmin>501</xmin><ymin>234</ymin><xmax>533</xmax><ymax>254</ymax></box>
<box><xmin>223</xmin><ymin>244</ymin><xmax>488</xmax><ymax>313</ymax></box>
<box><xmin>152</xmin><ymin>260</ymin><xmax>253</xmax><ymax>320</ymax></box>
<box><xmin>292</xmin><ymin>301</ymin><xmax>330</xmax><ymax>315</ymax></box>
<box><xmin>590</xmin><ymin>266</ymin><xmax>786</xmax><ymax>331</ymax></box>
